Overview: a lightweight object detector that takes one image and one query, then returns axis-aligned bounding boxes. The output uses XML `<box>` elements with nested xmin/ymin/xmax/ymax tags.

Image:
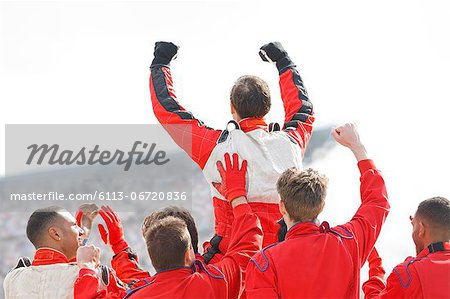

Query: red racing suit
<box><xmin>34</xmin><ymin>248</ymin><xmax>127</xmax><ymax>298</ymax></box>
<box><xmin>74</xmin><ymin>242</ymin><xmax>151</xmax><ymax>298</ymax></box>
<box><xmin>362</xmin><ymin>242</ymin><xmax>450</xmax><ymax>298</ymax></box>
<box><xmin>110</xmin><ymin>247</ymin><xmax>152</xmax><ymax>284</ymax></box>
<box><xmin>2</xmin><ymin>248</ymin><xmax>127</xmax><ymax>299</ymax></box>
<box><xmin>73</xmin><ymin>203</ymin><xmax>263</xmax><ymax>299</ymax></box>
<box><xmin>245</xmin><ymin>159</ymin><xmax>390</xmax><ymax>298</ymax></box>
<box><xmin>150</xmin><ymin>62</ymin><xmax>314</xmax><ymax>262</ymax></box>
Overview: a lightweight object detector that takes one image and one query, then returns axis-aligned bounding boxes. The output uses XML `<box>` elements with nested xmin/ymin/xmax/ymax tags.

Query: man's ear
<box><xmin>184</xmin><ymin>247</ymin><xmax>193</xmax><ymax>266</ymax></box>
<box><xmin>230</xmin><ymin>102</ymin><xmax>235</xmax><ymax>113</ymax></box>
<box><xmin>48</xmin><ymin>226</ymin><xmax>62</xmax><ymax>241</ymax></box>
<box><xmin>279</xmin><ymin>200</ymin><xmax>287</xmax><ymax>216</ymax></box>
<box><xmin>418</xmin><ymin>221</ymin><xmax>426</xmax><ymax>238</ymax></box>
<box><xmin>230</xmin><ymin>103</ymin><xmax>241</xmax><ymax>121</ymax></box>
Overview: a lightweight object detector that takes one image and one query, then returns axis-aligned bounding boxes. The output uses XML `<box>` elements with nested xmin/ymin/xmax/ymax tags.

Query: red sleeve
<box><xmin>339</xmin><ymin>159</ymin><xmax>390</xmax><ymax>265</ymax></box>
<box><xmin>74</xmin><ymin>268</ymin><xmax>107</xmax><ymax>299</ymax></box>
<box><xmin>368</xmin><ymin>262</ymin><xmax>422</xmax><ymax>298</ymax></box>
<box><xmin>111</xmin><ymin>248</ymin><xmax>151</xmax><ymax>284</ymax></box>
<box><xmin>374</xmin><ymin>271</ymin><xmax>408</xmax><ymax>298</ymax></box>
<box><xmin>213</xmin><ymin>203</ymin><xmax>263</xmax><ymax>299</ymax></box>
<box><xmin>279</xmin><ymin>67</ymin><xmax>315</xmax><ymax>154</ymax></box>
<box><xmin>74</xmin><ymin>268</ymin><xmax>128</xmax><ymax>299</ymax></box>
<box><xmin>362</xmin><ymin>248</ymin><xmax>386</xmax><ymax>298</ymax></box>
<box><xmin>245</xmin><ymin>253</ymin><xmax>279</xmax><ymax>299</ymax></box>
<box><xmin>149</xmin><ymin>66</ymin><xmax>222</xmax><ymax>169</ymax></box>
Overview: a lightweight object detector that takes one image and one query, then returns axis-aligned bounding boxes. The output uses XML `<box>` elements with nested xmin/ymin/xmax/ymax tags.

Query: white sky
<box><xmin>1</xmin><ymin>0</ymin><xmax>449</xmax><ymax>283</ymax></box>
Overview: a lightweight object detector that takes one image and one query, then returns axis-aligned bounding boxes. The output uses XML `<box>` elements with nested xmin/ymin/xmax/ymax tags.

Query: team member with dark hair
<box><xmin>94</xmin><ymin>205</ymin><xmax>202</xmax><ymax>287</ymax></box>
<box><xmin>141</xmin><ymin>206</ymin><xmax>228</xmax><ymax>264</ymax></box>
<box><xmin>90</xmin><ymin>205</ymin><xmax>214</xmax><ymax>294</ymax></box>
<box><xmin>150</xmin><ymin>41</ymin><xmax>314</xmax><ymax>262</ymax></box>
<box><xmin>245</xmin><ymin>123</ymin><xmax>390</xmax><ymax>298</ymax></box>
<box><xmin>3</xmin><ymin>205</ymin><xmax>127</xmax><ymax>299</ymax></box>
<box><xmin>74</xmin><ymin>153</ymin><xmax>263</xmax><ymax>299</ymax></box>
<box><xmin>141</xmin><ymin>205</ymin><xmax>199</xmax><ymax>255</ymax></box>
<box><xmin>75</xmin><ymin>206</ymin><xmax>203</xmax><ymax>298</ymax></box>
<box><xmin>363</xmin><ymin>196</ymin><xmax>450</xmax><ymax>298</ymax></box>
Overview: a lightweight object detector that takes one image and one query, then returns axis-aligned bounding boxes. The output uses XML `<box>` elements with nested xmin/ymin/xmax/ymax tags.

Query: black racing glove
<box><xmin>259</xmin><ymin>42</ymin><xmax>295</xmax><ymax>74</ymax></box>
<box><xmin>151</xmin><ymin>41</ymin><xmax>179</xmax><ymax>67</ymax></box>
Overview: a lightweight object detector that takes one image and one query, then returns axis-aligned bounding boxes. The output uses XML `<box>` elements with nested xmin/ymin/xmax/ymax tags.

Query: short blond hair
<box><xmin>277</xmin><ymin>168</ymin><xmax>328</xmax><ymax>222</ymax></box>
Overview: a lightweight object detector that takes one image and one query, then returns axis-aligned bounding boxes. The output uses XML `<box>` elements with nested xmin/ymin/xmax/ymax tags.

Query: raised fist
<box><xmin>259</xmin><ymin>42</ymin><xmax>295</xmax><ymax>73</ymax></box>
<box><xmin>331</xmin><ymin>123</ymin><xmax>362</xmax><ymax>149</ymax></box>
<box><xmin>151</xmin><ymin>41</ymin><xmax>179</xmax><ymax>67</ymax></box>
<box><xmin>331</xmin><ymin>123</ymin><xmax>368</xmax><ymax>161</ymax></box>
<box><xmin>259</xmin><ymin>42</ymin><xmax>288</xmax><ymax>62</ymax></box>
<box><xmin>77</xmin><ymin>245</ymin><xmax>100</xmax><ymax>270</ymax></box>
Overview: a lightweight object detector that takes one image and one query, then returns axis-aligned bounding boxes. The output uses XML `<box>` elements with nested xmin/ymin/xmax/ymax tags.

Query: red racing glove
<box><xmin>212</xmin><ymin>153</ymin><xmax>248</xmax><ymax>203</ymax></box>
<box><xmin>98</xmin><ymin>206</ymin><xmax>128</xmax><ymax>255</ymax></box>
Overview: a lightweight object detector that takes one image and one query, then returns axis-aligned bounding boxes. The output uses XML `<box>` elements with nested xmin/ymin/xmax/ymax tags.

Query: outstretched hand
<box><xmin>75</xmin><ymin>204</ymin><xmax>99</xmax><ymax>239</ymax></box>
<box><xmin>212</xmin><ymin>153</ymin><xmax>248</xmax><ymax>205</ymax></box>
<box><xmin>98</xmin><ymin>205</ymin><xmax>128</xmax><ymax>254</ymax></box>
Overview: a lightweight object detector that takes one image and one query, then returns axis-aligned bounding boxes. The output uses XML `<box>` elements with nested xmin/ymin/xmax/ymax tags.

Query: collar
<box><xmin>238</xmin><ymin>117</ymin><xmax>268</xmax><ymax>133</ymax></box>
<box><xmin>125</xmin><ymin>266</ymin><xmax>199</xmax><ymax>298</ymax></box>
<box><xmin>417</xmin><ymin>242</ymin><xmax>450</xmax><ymax>258</ymax></box>
<box><xmin>32</xmin><ymin>247</ymin><xmax>70</xmax><ymax>266</ymax></box>
<box><xmin>285</xmin><ymin>222</ymin><xmax>320</xmax><ymax>240</ymax></box>
<box><xmin>152</xmin><ymin>266</ymin><xmax>192</xmax><ymax>281</ymax></box>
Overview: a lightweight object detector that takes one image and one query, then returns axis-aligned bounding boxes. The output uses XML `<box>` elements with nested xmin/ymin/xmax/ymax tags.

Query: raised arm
<box><xmin>259</xmin><ymin>42</ymin><xmax>314</xmax><ymax>153</ymax></box>
<box><xmin>150</xmin><ymin>42</ymin><xmax>222</xmax><ymax>169</ymax></box>
<box><xmin>74</xmin><ymin>245</ymin><xmax>106</xmax><ymax>299</ymax></box>
<box><xmin>332</xmin><ymin>124</ymin><xmax>390</xmax><ymax>263</ymax></box>
<box><xmin>97</xmin><ymin>206</ymin><xmax>151</xmax><ymax>284</ymax></box>
<box><xmin>74</xmin><ymin>245</ymin><xmax>126</xmax><ymax>299</ymax></box>
<box><xmin>362</xmin><ymin>248</ymin><xmax>386</xmax><ymax>298</ymax></box>
<box><xmin>210</xmin><ymin>153</ymin><xmax>264</xmax><ymax>298</ymax></box>
<box><xmin>75</xmin><ymin>203</ymin><xmax>99</xmax><ymax>241</ymax></box>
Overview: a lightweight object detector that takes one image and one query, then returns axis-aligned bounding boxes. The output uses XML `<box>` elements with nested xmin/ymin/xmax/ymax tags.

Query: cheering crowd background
<box><xmin>0</xmin><ymin>1</ymin><xmax>449</xmax><ymax>298</ymax></box>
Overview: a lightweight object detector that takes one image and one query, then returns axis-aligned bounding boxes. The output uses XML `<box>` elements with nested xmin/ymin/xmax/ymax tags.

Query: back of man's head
<box><xmin>26</xmin><ymin>206</ymin><xmax>66</xmax><ymax>248</ymax></box>
<box><xmin>145</xmin><ymin>216</ymin><xmax>191</xmax><ymax>272</ymax></box>
<box><xmin>230</xmin><ymin>75</ymin><xmax>271</xmax><ymax>119</ymax></box>
<box><xmin>416</xmin><ymin>196</ymin><xmax>450</xmax><ymax>240</ymax></box>
<box><xmin>277</xmin><ymin>168</ymin><xmax>328</xmax><ymax>222</ymax></box>
<box><xmin>142</xmin><ymin>206</ymin><xmax>199</xmax><ymax>253</ymax></box>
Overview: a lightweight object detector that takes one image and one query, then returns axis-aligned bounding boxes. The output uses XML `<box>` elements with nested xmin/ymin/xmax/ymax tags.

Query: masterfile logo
<box><xmin>26</xmin><ymin>141</ymin><xmax>170</xmax><ymax>171</ymax></box>
<box><xmin>2</xmin><ymin>124</ymin><xmax>196</xmax><ymax>213</ymax></box>
<box><xmin>5</xmin><ymin>124</ymin><xmax>190</xmax><ymax>176</ymax></box>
